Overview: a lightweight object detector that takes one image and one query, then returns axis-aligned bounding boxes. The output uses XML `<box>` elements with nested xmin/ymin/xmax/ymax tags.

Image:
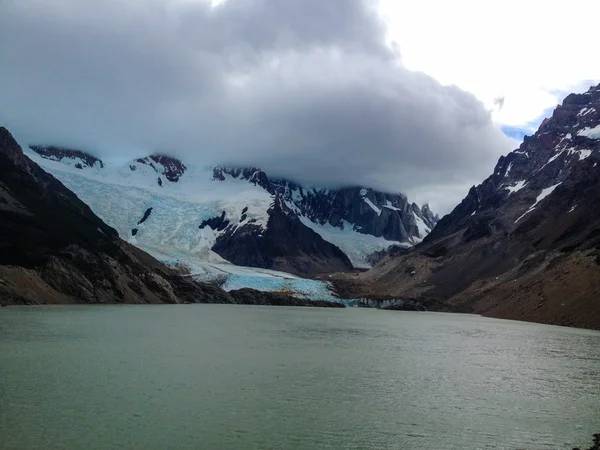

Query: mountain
<box><xmin>212</xmin><ymin>166</ymin><xmax>438</xmax><ymax>244</ymax></box>
<box><xmin>334</xmin><ymin>83</ymin><xmax>600</xmax><ymax>330</ymax></box>
<box><xmin>23</xmin><ymin>147</ymin><xmax>437</xmax><ymax>281</ymax></box>
<box><xmin>0</xmin><ymin>127</ymin><xmax>341</xmax><ymax>307</ymax></box>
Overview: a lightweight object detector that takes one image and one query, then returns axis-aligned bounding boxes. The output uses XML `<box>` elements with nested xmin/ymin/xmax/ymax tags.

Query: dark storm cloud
<box><xmin>0</xmin><ymin>0</ymin><xmax>513</xmax><ymax>213</ymax></box>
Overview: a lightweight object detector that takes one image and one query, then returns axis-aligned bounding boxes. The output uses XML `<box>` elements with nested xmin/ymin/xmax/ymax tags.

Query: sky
<box><xmin>0</xmin><ymin>0</ymin><xmax>598</xmax><ymax>214</ymax></box>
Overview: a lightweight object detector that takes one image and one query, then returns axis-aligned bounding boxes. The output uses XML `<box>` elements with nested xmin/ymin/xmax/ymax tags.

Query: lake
<box><xmin>1</xmin><ymin>305</ymin><xmax>599</xmax><ymax>449</ymax></box>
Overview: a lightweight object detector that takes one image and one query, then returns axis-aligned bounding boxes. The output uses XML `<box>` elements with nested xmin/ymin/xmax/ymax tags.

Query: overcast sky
<box><xmin>0</xmin><ymin>0</ymin><xmax>597</xmax><ymax>213</ymax></box>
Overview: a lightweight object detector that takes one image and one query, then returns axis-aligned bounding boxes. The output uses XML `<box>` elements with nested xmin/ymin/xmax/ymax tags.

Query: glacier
<box><xmin>25</xmin><ymin>149</ymin><xmax>402</xmax><ymax>301</ymax></box>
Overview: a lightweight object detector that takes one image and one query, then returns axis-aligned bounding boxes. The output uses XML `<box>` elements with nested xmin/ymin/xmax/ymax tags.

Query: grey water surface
<box><xmin>1</xmin><ymin>305</ymin><xmax>599</xmax><ymax>449</ymax></box>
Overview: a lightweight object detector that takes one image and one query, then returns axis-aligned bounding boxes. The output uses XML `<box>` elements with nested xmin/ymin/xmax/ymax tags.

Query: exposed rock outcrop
<box><xmin>212</xmin><ymin>198</ymin><xmax>354</xmax><ymax>276</ymax></box>
<box><xmin>213</xmin><ymin>166</ymin><xmax>438</xmax><ymax>242</ymax></box>
<box><xmin>199</xmin><ymin>211</ymin><xmax>230</xmax><ymax>232</ymax></box>
<box><xmin>134</xmin><ymin>154</ymin><xmax>187</xmax><ymax>182</ymax></box>
<box><xmin>334</xmin><ymin>83</ymin><xmax>600</xmax><ymax>330</ymax></box>
<box><xmin>30</xmin><ymin>145</ymin><xmax>104</xmax><ymax>169</ymax></box>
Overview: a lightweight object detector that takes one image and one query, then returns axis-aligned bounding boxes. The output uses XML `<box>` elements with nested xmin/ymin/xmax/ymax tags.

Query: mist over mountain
<box><xmin>0</xmin><ymin>0</ymin><xmax>515</xmax><ymax>213</ymax></box>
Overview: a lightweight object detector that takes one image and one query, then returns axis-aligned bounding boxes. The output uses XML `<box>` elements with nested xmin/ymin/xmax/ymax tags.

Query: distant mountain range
<box><xmin>24</xmin><ymin>146</ymin><xmax>437</xmax><ymax>279</ymax></box>
<box><xmin>335</xmin><ymin>83</ymin><xmax>600</xmax><ymax>330</ymax></box>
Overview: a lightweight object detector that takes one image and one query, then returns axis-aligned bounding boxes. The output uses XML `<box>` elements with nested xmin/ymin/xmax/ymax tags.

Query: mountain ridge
<box><xmin>24</xmin><ymin>145</ymin><xmax>437</xmax><ymax>278</ymax></box>
<box><xmin>332</xmin><ymin>83</ymin><xmax>600</xmax><ymax>330</ymax></box>
<box><xmin>0</xmin><ymin>126</ymin><xmax>341</xmax><ymax>307</ymax></box>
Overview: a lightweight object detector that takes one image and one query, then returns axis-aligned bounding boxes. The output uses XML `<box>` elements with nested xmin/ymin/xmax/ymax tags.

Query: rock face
<box><xmin>207</xmin><ymin>168</ymin><xmax>438</xmax><ymax>272</ymax></box>
<box><xmin>335</xmin><ymin>83</ymin><xmax>600</xmax><ymax>330</ymax></box>
<box><xmin>213</xmin><ymin>166</ymin><xmax>438</xmax><ymax>242</ymax></box>
<box><xmin>429</xmin><ymin>85</ymin><xmax>600</xmax><ymax>242</ymax></box>
<box><xmin>134</xmin><ymin>154</ymin><xmax>187</xmax><ymax>183</ymax></box>
<box><xmin>29</xmin><ymin>145</ymin><xmax>104</xmax><ymax>169</ymax></box>
<box><xmin>0</xmin><ymin>127</ymin><xmax>340</xmax><ymax>307</ymax></box>
<box><xmin>212</xmin><ymin>198</ymin><xmax>353</xmax><ymax>276</ymax></box>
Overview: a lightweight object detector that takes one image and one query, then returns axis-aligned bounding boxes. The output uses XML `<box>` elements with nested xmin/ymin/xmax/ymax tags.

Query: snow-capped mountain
<box><xmin>24</xmin><ymin>147</ymin><xmax>437</xmax><ymax>282</ymax></box>
<box><xmin>341</xmin><ymin>83</ymin><xmax>600</xmax><ymax>329</ymax></box>
<box><xmin>212</xmin><ymin>166</ymin><xmax>438</xmax><ymax>243</ymax></box>
<box><xmin>0</xmin><ymin>128</ymin><xmax>233</xmax><ymax>305</ymax></box>
<box><xmin>429</xmin><ymin>83</ymin><xmax>600</xmax><ymax>240</ymax></box>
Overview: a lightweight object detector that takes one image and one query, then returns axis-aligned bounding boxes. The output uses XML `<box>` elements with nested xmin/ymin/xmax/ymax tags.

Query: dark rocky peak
<box><xmin>0</xmin><ymin>127</ymin><xmax>119</xmax><ymax>267</ymax></box>
<box><xmin>537</xmin><ymin>86</ymin><xmax>600</xmax><ymax>137</ymax></box>
<box><xmin>421</xmin><ymin>203</ymin><xmax>432</xmax><ymax>218</ymax></box>
<box><xmin>269</xmin><ymin>195</ymin><xmax>295</xmax><ymax>217</ymax></box>
<box><xmin>135</xmin><ymin>154</ymin><xmax>187</xmax><ymax>182</ymax></box>
<box><xmin>199</xmin><ymin>211</ymin><xmax>230</xmax><ymax>232</ymax></box>
<box><xmin>427</xmin><ymin>82</ymin><xmax>600</xmax><ymax>244</ymax></box>
<box><xmin>324</xmin><ymin>187</ymin><xmax>436</xmax><ymax>241</ymax></box>
<box><xmin>213</xmin><ymin>165</ymin><xmax>437</xmax><ymax>243</ymax></box>
<box><xmin>0</xmin><ymin>127</ymin><xmax>26</xmax><ymax>163</ymax></box>
<box><xmin>212</xmin><ymin>193</ymin><xmax>353</xmax><ymax>276</ymax></box>
<box><xmin>212</xmin><ymin>166</ymin><xmax>271</xmax><ymax>190</ymax></box>
<box><xmin>29</xmin><ymin>145</ymin><xmax>104</xmax><ymax>169</ymax></box>
<box><xmin>420</xmin><ymin>203</ymin><xmax>439</xmax><ymax>224</ymax></box>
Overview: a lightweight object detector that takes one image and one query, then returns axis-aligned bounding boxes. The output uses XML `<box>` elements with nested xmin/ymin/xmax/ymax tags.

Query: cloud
<box><xmin>0</xmin><ymin>0</ymin><xmax>514</xmax><ymax>213</ymax></box>
<box><xmin>381</xmin><ymin>0</ymin><xmax>600</xmax><ymax>131</ymax></box>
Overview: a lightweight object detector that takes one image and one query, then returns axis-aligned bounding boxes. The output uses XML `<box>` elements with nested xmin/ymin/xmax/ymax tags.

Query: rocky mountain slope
<box><xmin>334</xmin><ymin>83</ymin><xmax>600</xmax><ymax>330</ymax></box>
<box><xmin>23</xmin><ymin>146</ymin><xmax>437</xmax><ymax>282</ymax></box>
<box><xmin>212</xmin><ymin>166</ymin><xmax>438</xmax><ymax>244</ymax></box>
<box><xmin>0</xmin><ymin>126</ymin><xmax>340</xmax><ymax>307</ymax></box>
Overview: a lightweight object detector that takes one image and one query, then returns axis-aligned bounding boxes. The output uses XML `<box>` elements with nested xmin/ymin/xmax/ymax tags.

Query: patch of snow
<box><xmin>290</xmin><ymin>188</ymin><xmax>303</xmax><ymax>203</ymax></box>
<box><xmin>284</xmin><ymin>200</ymin><xmax>301</xmax><ymax>215</ymax></box>
<box><xmin>534</xmin><ymin>182</ymin><xmax>562</xmax><ymax>206</ymax></box>
<box><xmin>382</xmin><ymin>200</ymin><xmax>402</xmax><ymax>211</ymax></box>
<box><xmin>561</xmin><ymin>147</ymin><xmax>594</xmax><ymax>161</ymax></box>
<box><xmin>514</xmin><ymin>209</ymin><xmax>534</xmax><ymax>224</ymax></box>
<box><xmin>505</xmin><ymin>161</ymin><xmax>513</xmax><ymax>177</ymax></box>
<box><xmin>514</xmin><ymin>150</ymin><xmax>529</xmax><ymax>158</ymax></box>
<box><xmin>576</xmin><ymin>149</ymin><xmax>592</xmax><ymax>160</ymax></box>
<box><xmin>299</xmin><ymin>218</ymin><xmax>408</xmax><ymax>269</ymax></box>
<box><xmin>515</xmin><ymin>182</ymin><xmax>562</xmax><ymax>223</ymax></box>
<box><xmin>359</xmin><ymin>188</ymin><xmax>368</xmax><ymax>197</ymax></box>
<box><xmin>506</xmin><ymin>180</ymin><xmax>527</xmax><ymax>194</ymax></box>
<box><xmin>363</xmin><ymin>197</ymin><xmax>381</xmax><ymax>216</ymax></box>
<box><xmin>546</xmin><ymin>150</ymin><xmax>565</xmax><ymax>165</ymax></box>
<box><xmin>568</xmin><ymin>205</ymin><xmax>577</xmax><ymax>214</ymax></box>
<box><xmin>537</xmin><ymin>148</ymin><xmax>570</xmax><ymax>173</ymax></box>
<box><xmin>577</xmin><ymin>124</ymin><xmax>600</xmax><ymax>139</ymax></box>
<box><xmin>578</xmin><ymin>107</ymin><xmax>589</xmax><ymax>116</ymax></box>
<box><xmin>413</xmin><ymin>212</ymin><xmax>431</xmax><ymax>238</ymax></box>
<box><xmin>471</xmin><ymin>210</ymin><xmax>477</xmax><ymax>216</ymax></box>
